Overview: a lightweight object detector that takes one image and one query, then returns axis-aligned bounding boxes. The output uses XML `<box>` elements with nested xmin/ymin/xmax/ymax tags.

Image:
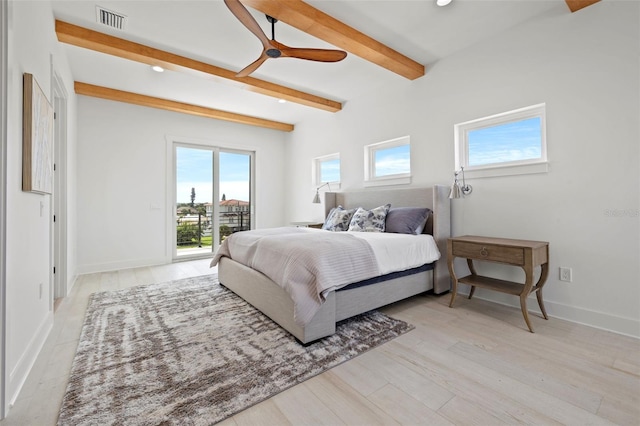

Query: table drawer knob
<box><xmin>480</xmin><ymin>247</ymin><xmax>489</xmax><ymax>257</ymax></box>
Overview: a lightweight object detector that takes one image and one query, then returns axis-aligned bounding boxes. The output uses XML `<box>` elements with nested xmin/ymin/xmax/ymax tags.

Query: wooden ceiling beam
<box><xmin>242</xmin><ymin>0</ymin><xmax>425</xmax><ymax>80</ymax></box>
<box><xmin>75</xmin><ymin>82</ymin><xmax>294</xmax><ymax>132</ymax></box>
<box><xmin>56</xmin><ymin>20</ymin><xmax>341</xmax><ymax>113</ymax></box>
<box><xmin>565</xmin><ymin>0</ymin><xmax>601</xmax><ymax>12</ymax></box>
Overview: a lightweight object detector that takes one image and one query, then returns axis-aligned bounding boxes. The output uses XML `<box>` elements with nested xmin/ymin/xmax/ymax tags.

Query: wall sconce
<box><xmin>449</xmin><ymin>167</ymin><xmax>472</xmax><ymax>199</ymax></box>
<box><xmin>312</xmin><ymin>182</ymin><xmax>331</xmax><ymax>203</ymax></box>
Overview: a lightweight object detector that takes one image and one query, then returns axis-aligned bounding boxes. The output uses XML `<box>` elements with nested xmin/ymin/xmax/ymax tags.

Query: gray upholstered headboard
<box><xmin>323</xmin><ymin>185</ymin><xmax>451</xmax><ymax>294</ymax></box>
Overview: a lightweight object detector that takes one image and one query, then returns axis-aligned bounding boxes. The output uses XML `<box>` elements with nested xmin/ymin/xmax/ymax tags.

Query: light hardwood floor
<box><xmin>1</xmin><ymin>259</ymin><xmax>638</xmax><ymax>425</ymax></box>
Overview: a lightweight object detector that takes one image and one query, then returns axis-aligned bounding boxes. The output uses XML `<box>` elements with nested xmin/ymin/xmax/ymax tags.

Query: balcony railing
<box><xmin>176</xmin><ymin>210</ymin><xmax>250</xmax><ymax>252</ymax></box>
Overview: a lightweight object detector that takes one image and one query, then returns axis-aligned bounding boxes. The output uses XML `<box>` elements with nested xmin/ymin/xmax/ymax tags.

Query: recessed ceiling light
<box><xmin>278</xmin><ymin>99</ymin><xmax>287</xmax><ymax>104</ymax></box>
<box><xmin>151</xmin><ymin>65</ymin><xmax>164</xmax><ymax>73</ymax></box>
<box><xmin>437</xmin><ymin>0</ymin><xmax>452</xmax><ymax>6</ymax></box>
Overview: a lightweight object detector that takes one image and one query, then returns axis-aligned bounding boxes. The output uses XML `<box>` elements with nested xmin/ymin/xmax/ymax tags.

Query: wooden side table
<box><xmin>447</xmin><ymin>235</ymin><xmax>550</xmax><ymax>332</ymax></box>
<box><xmin>291</xmin><ymin>222</ymin><xmax>324</xmax><ymax>229</ymax></box>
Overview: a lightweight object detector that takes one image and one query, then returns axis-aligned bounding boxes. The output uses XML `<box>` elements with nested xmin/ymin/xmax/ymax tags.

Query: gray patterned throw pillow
<box><xmin>322</xmin><ymin>206</ymin><xmax>357</xmax><ymax>231</ymax></box>
<box><xmin>348</xmin><ymin>204</ymin><xmax>391</xmax><ymax>232</ymax></box>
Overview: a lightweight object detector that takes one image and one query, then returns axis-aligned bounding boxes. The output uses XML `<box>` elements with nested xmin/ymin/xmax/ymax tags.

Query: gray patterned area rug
<box><xmin>57</xmin><ymin>274</ymin><xmax>414</xmax><ymax>425</ymax></box>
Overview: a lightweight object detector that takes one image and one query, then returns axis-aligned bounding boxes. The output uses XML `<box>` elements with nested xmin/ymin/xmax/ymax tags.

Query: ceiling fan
<box><xmin>224</xmin><ymin>0</ymin><xmax>348</xmax><ymax>77</ymax></box>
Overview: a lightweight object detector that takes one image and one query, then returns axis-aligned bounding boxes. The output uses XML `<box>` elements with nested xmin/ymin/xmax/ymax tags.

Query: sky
<box><xmin>176</xmin><ymin>147</ymin><xmax>250</xmax><ymax>203</ymax></box>
<box><xmin>375</xmin><ymin>144</ymin><xmax>410</xmax><ymax>177</ymax></box>
<box><xmin>320</xmin><ymin>144</ymin><xmax>411</xmax><ymax>182</ymax></box>
<box><xmin>319</xmin><ymin>144</ymin><xmax>411</xmax><ymax>183</ymax></box>
<box><xmin>176</xmin><ymin>118</ymin><xmax>538</xmax><ymax>203</ymax></box>
<box><xmin>320</xmin><ymin>158</ymin><xmax>340</xmax><ymax>182</ymax></box>
<box><xmin>468</xmin><ymin>117</ymin><xmax>542</xmax><ymax>166</ymax></box>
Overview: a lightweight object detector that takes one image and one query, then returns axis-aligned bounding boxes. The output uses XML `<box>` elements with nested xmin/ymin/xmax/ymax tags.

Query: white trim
<box><xmin>455</xmin><ymin>103</ymin><xmax>547</xmax><ymax>177</ymax></box>
<box><xmin>457</xmin><ymin>288</ymin><xmax>640</xmax><ymax>339</ymax></box>
<box><xmin>165</xmin><ymin>137</ymin><xmax>174</xmax><ymax>265</ymax></box>
<box><xmin>0</xmin><ymin>0</ymin><xmax>7</xmax><ymax>418</ymax></box>
<box><xmin>51</xmin><ymin>65</ymin><xmax>68</xmax><ymax>300</ymax></box>
<box><xmin>363</xmin><ymin>176</ymin><xmax>411</xmax><ymax>187</ymax></box>
<box><xmin>464</xmin><ymin>162</ymin><xmax>549</xmax><ymax>179</ymax></box>
<box><xmin>212</xmin><ymin>149</ymin><xmax>220</xmax><ymax>256</ymax></box>
<box><xmin>7</xmin><ymin>312</ymin><xmax>53</xmax><ymax>408</ymax></box>
<box><xmin>165</xmin><ymin>135</ymin><xmax>255</xmax><ymax>262</ymax></box>
<box><xmin>76</xmin><ymin>257</ymin><xmax>168</xmax><ymax>275</ymax></box>
<box><xmin>172</xmin><ymin>142</ymin><xmax>217</xmax><ymax>261</ymax></box>
<box><xmin>312</xmin><ymin>152</ymin><xmax>341</xmax><ymax>187</ymax></box>
<box><xmin>364</xmin><ymin>135</ymin><xmax>411</xmax><ymax>185</ymax></box>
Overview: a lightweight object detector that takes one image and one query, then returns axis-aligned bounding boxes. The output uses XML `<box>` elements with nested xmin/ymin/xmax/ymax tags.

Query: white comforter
<box><xmin>346</xmin><ymin>230</ymin><xmax>441</xmax><ymax>275</ymax></box>
<box><xmin>211</xmin><ymin>227</ymin><xmax>440</xmax><ymax>326</ymax></box>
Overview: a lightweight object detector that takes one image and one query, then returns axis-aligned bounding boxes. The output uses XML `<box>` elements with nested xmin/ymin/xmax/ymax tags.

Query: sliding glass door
<box><xmin>218</xmin><ymin>151</ymin><xmax>252</xmax><ymax>245</ymax></box>
<box><xmin>174</xmin><ymin>144</ymin><xmax>252</xmax><ymax>259</ymax></box>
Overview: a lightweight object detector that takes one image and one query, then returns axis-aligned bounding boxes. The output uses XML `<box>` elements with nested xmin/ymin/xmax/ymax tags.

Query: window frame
<box><xmin>364</xmin><ymin>135</ymin><xmax>411</xmax><ymax>187</ymax></box>
<box><xmin>455</xmin><ymin>103</ymin><xmax>548</xmax><ymax>178</ymax></box>
<box><xmin>168</xmin><ymin>137</ymin><xmax>255</xmax><ymax>262</ymax></box>
<box><xmin>312</xmin><ymin>152</ymin><xmax>341</xmax><ymax>189</ymax></box>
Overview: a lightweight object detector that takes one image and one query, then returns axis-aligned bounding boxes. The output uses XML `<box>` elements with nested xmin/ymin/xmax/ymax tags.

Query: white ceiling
<box><xmin>51</xmin><ymin>0</ymin><xmax>567</xmax><ymax>126</ymax></box>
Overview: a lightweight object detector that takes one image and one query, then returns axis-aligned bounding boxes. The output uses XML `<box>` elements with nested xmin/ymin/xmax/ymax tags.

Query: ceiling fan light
<box><xmin>436</xmin><ymin>0</ymin><xmax>452</xmax><ymax>6</ymax></box>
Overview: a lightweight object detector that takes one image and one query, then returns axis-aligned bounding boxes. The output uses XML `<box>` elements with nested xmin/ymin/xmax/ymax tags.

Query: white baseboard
<box><xmin>65</xmin><ymin>272</ymin><xmax>77</xmax><ymax>297</ymax></box>
<box><xmin>76</xmin><ymin>257</ymin><xmax>170</xmax><ymax>275</ymax></box>
<box><xmin>8</xmin><ymin>311</ymin><xmax>53</xmax><ymax>406</ymax></box>
<box><xmin>458</xmin><ymin>289</ymin><xmax>640</xmax><ymax>339</ymax></box>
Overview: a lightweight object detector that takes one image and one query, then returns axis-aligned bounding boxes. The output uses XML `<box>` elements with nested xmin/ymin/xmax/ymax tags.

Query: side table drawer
<box><xmin>452</xmin><ymin>241</ymin><xmax>524</xmax><ymax>265</ymax></box>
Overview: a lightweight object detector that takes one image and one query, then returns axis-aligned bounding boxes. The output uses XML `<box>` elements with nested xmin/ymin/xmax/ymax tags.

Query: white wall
<box><xmin>285</xmin><ymin>2</ymin><xmax>640</xmax><ymax>337</ymax></box>
<box><xmin>5</xmin><ymin>0</ymin><xmax>77</xmax><ymax>406</ymax></box>
<box><xmin>76</xmin><ymin>97</ymin><xmax>286</xmax><ymax>273</ymax></box>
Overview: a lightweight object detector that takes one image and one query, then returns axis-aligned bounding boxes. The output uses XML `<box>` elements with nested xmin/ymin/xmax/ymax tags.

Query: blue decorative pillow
<box><xmin>348</xmin><ymin>204</ymin><xmax>391</xmax><ymax>232</ymax></box>
<box><xmin>385</xmin><ymin>207</ymin><xmax>431</xmax><ymax>235</ymax></box>
<box><xmin>322</xmin><ymin>206</ymin><xmax>357</xmax><ymax>231</ymax></box>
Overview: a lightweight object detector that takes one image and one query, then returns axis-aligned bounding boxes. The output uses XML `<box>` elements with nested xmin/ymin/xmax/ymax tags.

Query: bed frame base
<box><xmin>219</xmin><ymin>256</ymin><xmax>336</xmax><ymax>343</ymax></box>
<box><xmin>219</xmin><ymin>256</ymin><xmax>433</xmax><ymax>343</ymax></box>
<box><xmin>217</xmin><ymin>185</ymin><xmax>451</xmax><ymax>344</ymax></box>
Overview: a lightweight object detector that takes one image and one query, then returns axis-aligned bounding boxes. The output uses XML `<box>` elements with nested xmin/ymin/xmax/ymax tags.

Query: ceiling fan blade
<box><xmin>225</xmin><ymin>1</ymin><xmax>345</xmax><ymax>75</ymax></box>
<box><xmin>236</xmin><ymin>54</ymin><xmax>269</xmax><ymax>77</ymax></box>
<box><xmin>224</xmin><ymin>0</ymin><xmax>271</xmax><ymax>50</ymax></box>
<box><xmin>279</xmin><ymin>45</ymin><xmax>347</xmax><ymax>63</ymax></box>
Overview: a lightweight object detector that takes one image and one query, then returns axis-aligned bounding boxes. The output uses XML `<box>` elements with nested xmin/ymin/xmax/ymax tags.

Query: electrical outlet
<box><xmin>559</xmin><ymin>267</ymin><xmax>572</xmax><ymax>282</ymax></box>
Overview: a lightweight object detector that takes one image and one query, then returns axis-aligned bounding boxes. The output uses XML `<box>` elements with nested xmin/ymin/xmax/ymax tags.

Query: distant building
<box><xmin>178</xmin><ymin>200</ymin><xmax>250</xmax><ymax>233</ymax></box>
<box><xmin>219</xmin><ymin>199</ymin><xmax>250</xmax><ymax>232</ymax></box>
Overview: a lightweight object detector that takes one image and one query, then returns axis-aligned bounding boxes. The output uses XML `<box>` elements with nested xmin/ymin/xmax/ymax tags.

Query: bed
<box><xmin>211</xmin><ymin>185</ymin><xmax>451</xmax><ymax>344</ymax></box>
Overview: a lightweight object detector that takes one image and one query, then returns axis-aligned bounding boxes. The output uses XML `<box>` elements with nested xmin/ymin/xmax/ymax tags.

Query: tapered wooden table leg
<box><xmin>446</xmin><ymin>236</ymin><xmax>549</xmax><ymax>332</ymax></box>
<box><xmin>535</xmin><ymin>263</ymin><xmax>550</xmax><ymax>320</ymax></box>
<box><xmin>466</xmin><ymin>259</ymin><xmax>477</xmax><ymax>299</ymax></box>
<box><xmin>447</xmin><ymin>240</ymin><xmax>458</xmax><ymax>307</ymax></box>
<box><xmin>536</xmin><ymin>290</ymin><xmax>548</xmax><ymax>320</ymax></box>
<box><xmin>521</xmin><ymin>266</ymin><xmax>536</xmax><ymax>333</ymax></box>
<box><xmin>520</xmin><ymin>293</ymin><xmax>534</xmax><ymax>333</ymax></box>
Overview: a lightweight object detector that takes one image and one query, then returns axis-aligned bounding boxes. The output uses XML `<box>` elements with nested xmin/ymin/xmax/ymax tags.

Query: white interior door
<box><xmin>51</xmin><ymin>71</ymin><xmax>67</xmax><ymax>302</ymax></box>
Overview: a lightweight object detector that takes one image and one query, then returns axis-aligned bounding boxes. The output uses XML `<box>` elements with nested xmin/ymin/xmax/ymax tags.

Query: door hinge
<box><xmin>53</xmin><ymin>215</ymin><xmax>56</xmax><ymax>223</ymax></box>
<box><xmin>54</xmin><ymin>112</ymin><xmax>57</xmax><ymax>119</ymax></box>
<box><xmin>54</xmin><ymin>163</ymin><xmax>56</xmax><ymax>171</ymax></box>
<box><xmin>53</xmin><ymin>267</ymin><xmax>56</xmax><ymax>274</ymax></box>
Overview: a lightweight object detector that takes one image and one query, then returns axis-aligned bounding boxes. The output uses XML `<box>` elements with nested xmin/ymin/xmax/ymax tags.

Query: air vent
<box><xmin>96</xmin><ymin>6</ymin><xmax>127</xmax><ymax>30</ymax></box>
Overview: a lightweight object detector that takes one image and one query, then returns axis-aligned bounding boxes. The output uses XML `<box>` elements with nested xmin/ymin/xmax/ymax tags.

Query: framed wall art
<box><xmin>23</xmin><ymin>72</ymin><xmax>53</xmax><ymax>194</ymax></box>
